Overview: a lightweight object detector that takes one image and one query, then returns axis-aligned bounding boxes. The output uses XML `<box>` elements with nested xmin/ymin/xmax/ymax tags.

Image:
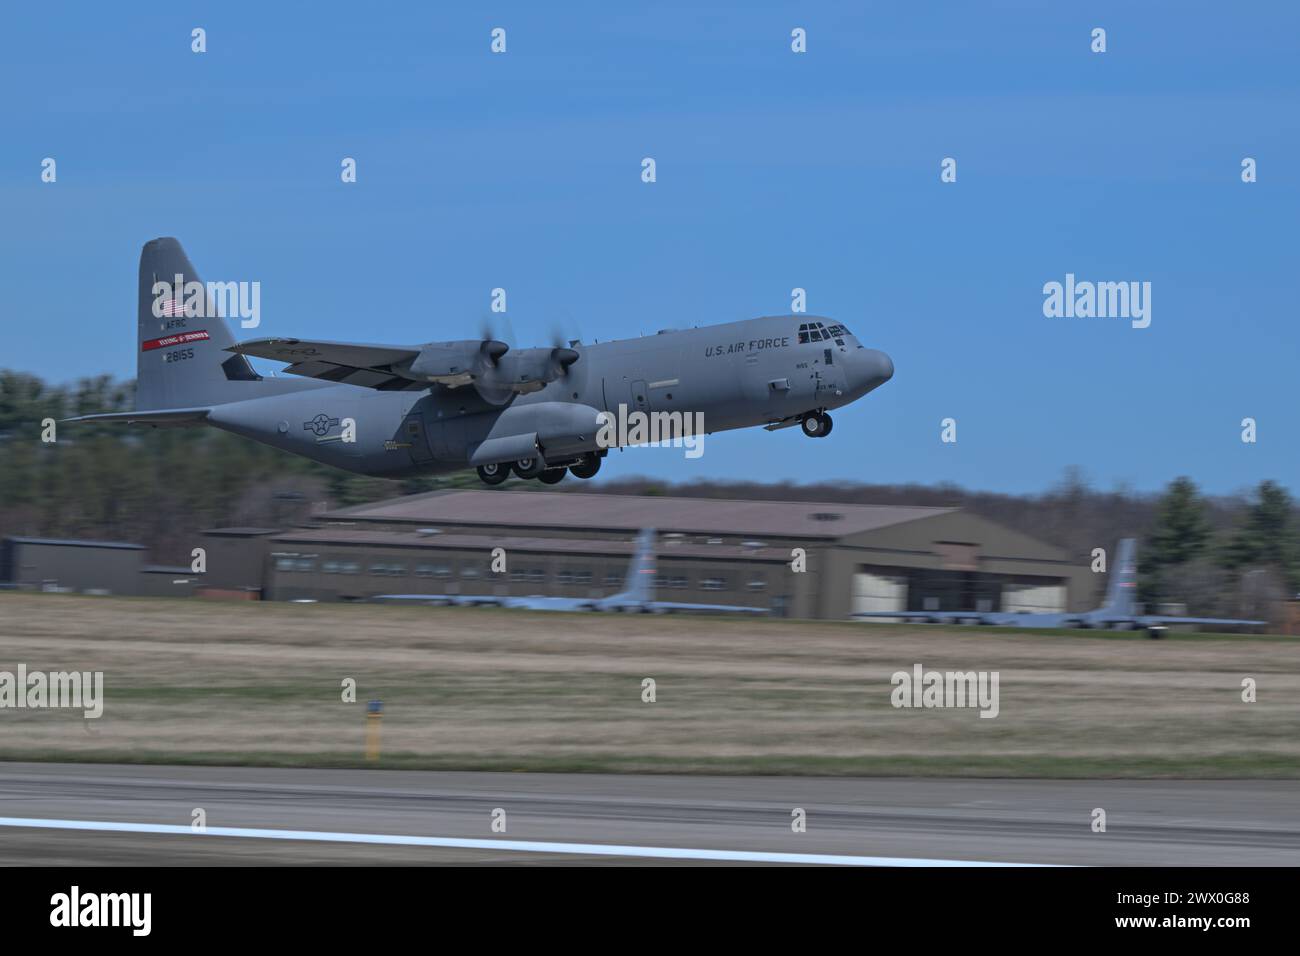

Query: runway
<box><xmin>1</xmin><ymin>762</ymin><xmax>1297</xmax><ymax>866</ymax></box>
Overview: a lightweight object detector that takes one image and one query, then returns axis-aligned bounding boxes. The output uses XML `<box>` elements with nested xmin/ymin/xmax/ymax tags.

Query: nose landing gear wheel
<box><xmin>477</xmin><ymin>463</ymin><xmax>509</xmax><ymax>486</ymax></box>
<box><xmin>801</xmin><ymin>412</ymin><xmax>832</xmax><ymax>438</ymax></box>
<box><xmin>512</xmin><ymin>457</ymin><xmax>546</xmax><ymax>479</ymax></box>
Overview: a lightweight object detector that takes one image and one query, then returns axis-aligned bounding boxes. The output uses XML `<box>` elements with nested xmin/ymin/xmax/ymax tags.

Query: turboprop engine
<box><xmin>407</xmin><ymin>339</ymin><xmax>579</xmax><ymax>405</ymax></box>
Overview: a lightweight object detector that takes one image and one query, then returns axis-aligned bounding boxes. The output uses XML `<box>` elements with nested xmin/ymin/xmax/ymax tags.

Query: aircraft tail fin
<box><xmin>134</xmin><ymin>238</ymin><xmax>316</xmax><ymax>410</ymax></box>
<box><xmin>621</xmin><ymin>528</ymin><xmax>657</xmax><ymax>603</ymax></box>
<box><xmin>1101</xmin><ymin>538</ymin><xmax>1139</xmax><ymax>615</ymax></box>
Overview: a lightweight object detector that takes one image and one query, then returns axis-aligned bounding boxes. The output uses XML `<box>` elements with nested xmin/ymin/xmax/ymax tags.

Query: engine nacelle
<box><xmin>408</xmin><ymin>340</ymin><xmax>509</xmax><ymax>387</ymax></box>
<box><xmin>489</xmin><ymin>347</ymin><xmax>577</xmax><ymax>391</ymax></box>
<box><xmin>408</xmin><ymin>341</ymin><xmax>578</xmax><ymax>405</ymax></box>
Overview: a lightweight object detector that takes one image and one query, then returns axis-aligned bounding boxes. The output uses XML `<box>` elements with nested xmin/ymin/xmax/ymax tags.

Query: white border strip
<box><xmin>0</xmin><ymin>816</ymin><xmax>1046</xmax><ymax>866</ymax></box>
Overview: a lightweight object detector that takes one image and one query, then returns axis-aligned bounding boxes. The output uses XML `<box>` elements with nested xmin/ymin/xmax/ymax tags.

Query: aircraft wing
<box><xmin>1137</xmin><ymin>616</ymin><xmax>1267</xmax><ymax>628</ymax></box>
<box><xmin>854</xmin><ymin>611</ymin><xmax>991</xmax><ymax>621</ymax></box>
<box><xmin>63</xmin><ymin>407</ymin><xmax>212</xmax><ymax>427</ymax></box>
<box><xmin>228</xmin><ymin>338</ymin><xmax>425</xmax><ymax>391</ymax></box>
<box><xmin>647</xmin><ymin>602</ymin><xmax>768</xmax><ymax>615</ymax></box>
<box><xmin>371</xmin><ymin>594</ymin><xmax>464</xmax><ymax>606</ymax></box>
<box><xmin>857</xmin><ymin>611</ymin><xmax>944</xmax><ymax>618</ymax></box>
<box><xmin>457</xmin><ymin>596</ymin><xmax>514</xmax><ymax>607</ymax></box>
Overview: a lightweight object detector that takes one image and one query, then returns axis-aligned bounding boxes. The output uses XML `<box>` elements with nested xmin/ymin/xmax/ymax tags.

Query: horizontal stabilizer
<box><xmin>63</xmin><ymin>407</ymin><xmax>212</xmax><ymax>427</ymax></box>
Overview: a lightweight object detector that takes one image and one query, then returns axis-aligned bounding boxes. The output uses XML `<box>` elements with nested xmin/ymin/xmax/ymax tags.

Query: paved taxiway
<box><xmin>0</xmin><ymin>763</ymin><xmax>1297</xmax><ymax>865</ymax></box>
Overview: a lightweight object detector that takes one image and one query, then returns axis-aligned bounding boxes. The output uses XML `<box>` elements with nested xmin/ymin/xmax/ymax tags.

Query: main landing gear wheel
<box><xmin>512</xmin><ymin>456</ymin><xmax>546</xmax><ymax>479</ymax></box>
<box><xmin>538</xmin><ymin>468</ymin><xmax>565</xmax><ymax>485</ymax></box>
<box><xmin>569</xmin><ymin>453</ymin><xmax>601</xmax><ymax>480</ymax></box>
<box><xmin>801</xmin><ymin>412</ymin><xmax>832</xmax><ymax>438</ymax></box>
<box><xmin>477</xmin><ymin>463</ymin><xmax>509</xmax><ymax>486</ymax></box>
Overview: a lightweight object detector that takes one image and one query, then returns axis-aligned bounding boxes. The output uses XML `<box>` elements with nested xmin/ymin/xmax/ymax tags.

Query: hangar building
<box><xmin>0</xmin><ymin>537</ymin><xmax>144</xmax><ymax>594</ymax></box>
<box><xmin>0</xmin><ymin>537</ymin><xmax>197</xmax><ymax>597</ymax></box>
<box><xmin>199</xmin><ymin>490</ymin><xmax>1096</xmax><ymax>618</ymax></box>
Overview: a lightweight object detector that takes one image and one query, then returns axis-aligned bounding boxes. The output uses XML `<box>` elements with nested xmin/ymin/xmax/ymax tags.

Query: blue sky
<box><xmin>2</xmin><ymin>1</ymin><xmax>1296</xmax><ymax>494</ymax></box>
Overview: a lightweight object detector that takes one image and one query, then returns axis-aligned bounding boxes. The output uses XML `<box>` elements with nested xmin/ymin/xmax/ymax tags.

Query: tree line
<box><xmin>1</xmin><ymin>371</ymin><xmax>1295</xmax><ymax>619</ymax></box>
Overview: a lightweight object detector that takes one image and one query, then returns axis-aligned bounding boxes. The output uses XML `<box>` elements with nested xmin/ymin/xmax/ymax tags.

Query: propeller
<box><xmin>548</xmin><ymin>346</ymin><xmax>580</xmax><ymax>379</ymax></box>
<box><xmin>406</xmin><ymin>312</ymin><xmax>581</xmax><ymax>405</ymax></box>
<box><xmin>550</xmin><ymin>310</ymin><xmax>587</xmax><ymax>350</ymax></box>
<box><xmin>479</xmin><ymin>338</ymin><xmax>509</xmax><ymax>365</ymax></box>
<box><xmin>479</xmin><ymin>313</ymin><xmax>517</xmax><ymax>350</ymax></box>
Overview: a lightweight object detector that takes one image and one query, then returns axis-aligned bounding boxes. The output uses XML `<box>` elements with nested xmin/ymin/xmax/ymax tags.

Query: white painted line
<box><xmin>0</xmin><ymin>816</ymin><xmax>1046</xmax><ymax>866</ymax></box>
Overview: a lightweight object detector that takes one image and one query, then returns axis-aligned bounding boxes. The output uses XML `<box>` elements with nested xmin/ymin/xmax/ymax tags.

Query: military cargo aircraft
<box><xmin>68</xmin><ymin>239</ymin><xmax>894</xmax><ymax>485</ymax></box>
<box><xmin>853</xmin><ymin>539</ymin><xmax>1267</xmax><ymax>631</ymax></box>
<box><xmin>374</xmin><ymin>528</ymin><xmax>766</xmax><ymax>614</ymax></box>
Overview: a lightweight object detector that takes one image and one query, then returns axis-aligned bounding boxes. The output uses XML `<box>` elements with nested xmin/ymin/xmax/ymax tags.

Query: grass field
<box><xmin>0</xmin><ymin>592</ymin><xmax>1297</xmax><ymax>777</ymax></box>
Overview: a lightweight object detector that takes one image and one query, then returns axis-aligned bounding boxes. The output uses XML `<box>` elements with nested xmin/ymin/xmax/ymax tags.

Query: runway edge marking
<box><xmin>0</xmin><ymin>816</ymin><xmax>1051</xmax><ymax>867</ymax></box>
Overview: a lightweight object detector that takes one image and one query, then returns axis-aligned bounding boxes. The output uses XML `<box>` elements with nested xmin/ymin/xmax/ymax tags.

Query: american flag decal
<box><xmin>158</xmin><ymin>297</ymin><xmax>187</xmax><ymax>317</ymax></box>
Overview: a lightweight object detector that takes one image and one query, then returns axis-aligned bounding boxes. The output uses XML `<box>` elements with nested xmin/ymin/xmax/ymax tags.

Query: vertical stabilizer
<box><xmin>135</xmin><ymin>237</ymin><xmax>264</xmax><ymax>409</ymax></box>
<box><xmin>1101</xmin><ymin>538</ymin><xmax>1139</xmax><ymax>615</ymax></box>
<box><xmin>620</xmin><ymin>528</ymin><xmax>657</xmax><ymax>603</ymax></box>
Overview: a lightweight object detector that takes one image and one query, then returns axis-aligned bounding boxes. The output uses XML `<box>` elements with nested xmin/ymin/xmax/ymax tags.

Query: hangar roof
<box><xmin>321</xmin><ymin>490</ymin><xmax>955</xmax><ymax>539</ymax></box>
<box><xmin>3</xmin><ymin>536</ymin><xmax>145</xmax><ymax>551</ymax></box>
<box><xmin>200</xmin><ymin>527</ymin><xmax>282</xmax><ymax>537</ymax></box>
<box><xmin>271</xmin><ymin>528</ymin><xmax>792</xmax><ymax>562</ymax></box>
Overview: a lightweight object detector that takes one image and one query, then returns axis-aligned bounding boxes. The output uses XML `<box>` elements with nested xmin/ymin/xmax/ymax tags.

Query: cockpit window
<box><xmin>799</xmin><ymin>321</ymin><xmax>850</xmax><ymax>345</ymax></box>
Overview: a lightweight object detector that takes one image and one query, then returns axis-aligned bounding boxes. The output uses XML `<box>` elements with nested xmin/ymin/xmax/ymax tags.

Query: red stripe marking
<box><xmin>142</xmin><ymin>330</ymin><xmax>210</xmax><ymax>352</ymax></box>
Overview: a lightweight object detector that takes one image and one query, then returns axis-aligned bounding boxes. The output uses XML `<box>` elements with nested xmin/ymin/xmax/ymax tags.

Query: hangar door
<box><xmin>1001</xmin><ymin>583</ymin><xmax>1066</xmax><ymax>614</ymax></box>
<box><xmin>852</xmin><ymin>569</ymin><xmax>908</xmax><ymax>621</ymax></box>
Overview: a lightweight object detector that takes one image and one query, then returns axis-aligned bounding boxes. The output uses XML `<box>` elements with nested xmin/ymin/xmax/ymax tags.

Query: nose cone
<box><xmin>858</xmin><ymin>348</ymin><xmax>894</xmax><ymax>393</ymax></box>
<box><xmin>870</xmin><ymin>349</ymin><xmax>894</xmax><ymax>384</ymax></box>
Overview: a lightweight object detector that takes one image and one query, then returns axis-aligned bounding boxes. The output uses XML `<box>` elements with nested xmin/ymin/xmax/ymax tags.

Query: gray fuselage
<box><xmin>206</xmin><ymin>315</ymin><xmax>894</xmax><ymax>477</ymax></box>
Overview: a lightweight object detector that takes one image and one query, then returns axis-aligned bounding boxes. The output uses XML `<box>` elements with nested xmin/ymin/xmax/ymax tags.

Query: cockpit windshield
<box><xmin>797</xmin><ymin>321</ymin><xmax>852</xmax><ymax>345</ymax></box>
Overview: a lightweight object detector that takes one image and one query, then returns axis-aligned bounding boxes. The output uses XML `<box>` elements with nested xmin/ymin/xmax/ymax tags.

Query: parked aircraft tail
<box><xmin>621</xmin><ymin>528</ymin><xmax>657</xmax><ymax>603</ymax></box>
<box><xmin>1101</xmin><ymin>538</ymin><xmax>1139</xmax><ymax>616</ymax></box>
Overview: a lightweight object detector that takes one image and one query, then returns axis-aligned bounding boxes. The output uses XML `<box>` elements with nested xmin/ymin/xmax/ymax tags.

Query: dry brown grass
<box><xmin>1</xmin><ymin>592</ymin><xmax>1297</xmax><ymax>776</ymax></box>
